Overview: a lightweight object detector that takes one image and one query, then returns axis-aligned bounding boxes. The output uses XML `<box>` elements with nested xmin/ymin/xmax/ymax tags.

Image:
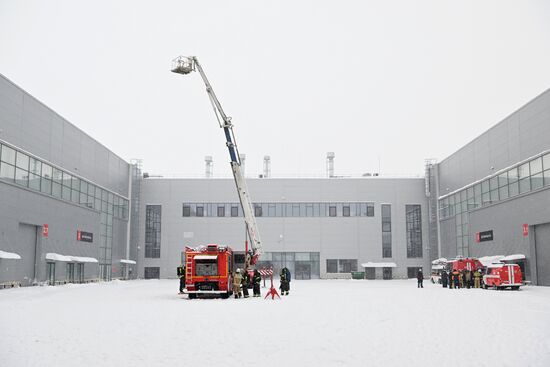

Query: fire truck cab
<box><xmin>483</xmin><ymin>263</ymin><xmax>523</xmax><ymax>290</ymax></box>
<box><xmin>184</xmin><ymin>244</ymin><xmax>234</xmax><ymax>299</ymax></box>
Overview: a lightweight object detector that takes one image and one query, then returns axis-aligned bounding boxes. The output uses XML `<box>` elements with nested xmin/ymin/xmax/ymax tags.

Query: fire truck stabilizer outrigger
<box><xmin>172</xmin><ymin>56</ymin><xmax>263</xmax><ymax>298</ymax></box>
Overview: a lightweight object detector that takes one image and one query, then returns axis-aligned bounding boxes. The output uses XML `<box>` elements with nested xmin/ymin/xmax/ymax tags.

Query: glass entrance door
<box><xmin>76</xmin><ymin>263</ymin><xmax>84</xmax><ymax>283</ymax></box>
<box><xmin>47</xmin><ymin>262</ymin><xmax>55</xmax><ymax>285</ymax></box>
<box><xmin>66</xmin><ymin>263</ymin><xmax>75</xmax><ymax>283</ymax></box>
<box><xmin>295</xmin><ymin>263</ymin><xmax>311</xmax><ymax>280</ymax></box>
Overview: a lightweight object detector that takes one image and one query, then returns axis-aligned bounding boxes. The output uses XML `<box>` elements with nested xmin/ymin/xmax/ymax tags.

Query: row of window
<box><xmin>405</xmin><ymin>205</ymin><xmax>423</xmax><ymax>258</ymax></box>
<box><xmin>145</xmin><ymin>205</ymin><xmax>162</xmax><ymax>258</ymax></box>
<box><xmin>182</xmin><ymin>202</ymin><xmax>376</xmax><ymax>218</ymax></box>
<box><xmin>326</xmin><ymin>259</ymin><xmax>358</xmax><ymax>273</ymax></box>
<box><xmin>439</xmin><ymin>152</ymin><xmax>550</xmax><ymax>220</ymax></box>
<box><xmin>438</xmin><ymin>151</ymin><xmax>550</xmax><ymax>257</ymax></box>
<box><xmin>381</xmin><ymin>204</ymin><xmax>392</xmax><ymax>258</ymax></box>
<box><xmin>0</xmin><ymin>142</ymin><xmax>129</xmax><ymax>220</ymax></box>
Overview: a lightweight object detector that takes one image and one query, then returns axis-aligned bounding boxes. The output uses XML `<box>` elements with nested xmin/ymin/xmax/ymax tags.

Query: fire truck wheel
<box><xmin>189</xmin><ymin>294</ymin><xmax>196</xmax><ymax>299</ymax></box>
<box><xmin>511</xmin><ymin>286</ymin><xmax>520</xmax><ymax>291</ymax></box>
<box><xmin>221</xmin><ymin>292</ymin><xmax>229</xmax><ymax>299</ymax></box>
<box><xmin>483</xmin><ymin>284</ymin><xmax>488</xmax><ymax>289</ymax></box>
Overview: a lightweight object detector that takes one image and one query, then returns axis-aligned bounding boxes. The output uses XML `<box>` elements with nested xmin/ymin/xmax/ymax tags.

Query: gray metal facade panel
<box><xmin>0</xmin><ymin>181</ymin><xmax>102</xmax><ymax>284</ymax></box>
<box><xmin>468</xmin><ymin>187</ymin><xmax>550</xmax><ymax>259</ymax></box>
<box><xmin>138</xmin><ymin>178</ymin><xmax>430</xmax><ymax>279</ymax></box>
<box><xmin>438</xmin><ymin>89</ymin><xmax>550</xmax><ymax>192</ymax></box>
<box><xmin>0</xmin><ymin>73</ymin><xmax>130</xmax><ymax>196</ymax></box>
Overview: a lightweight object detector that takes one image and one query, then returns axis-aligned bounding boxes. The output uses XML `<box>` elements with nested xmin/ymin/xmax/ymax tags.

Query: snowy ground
<box><xmin>1</xmin><ymin>279</ymin><xmax>550</xmax><ymax>367</ymax></box>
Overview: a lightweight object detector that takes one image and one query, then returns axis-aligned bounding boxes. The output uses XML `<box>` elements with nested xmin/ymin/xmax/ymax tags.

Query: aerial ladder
<box><xmin>171</xmin><ymin>56</ymin><xmax>262</xmax><ymax>270</ymax></box>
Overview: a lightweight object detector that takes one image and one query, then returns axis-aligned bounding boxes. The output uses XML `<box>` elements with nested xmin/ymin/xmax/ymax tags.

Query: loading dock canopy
<box><xmin>0</xmin><ymin>250</ymin><xmax>22</xmax><ymax>260</ymax></box>
<box><xmin>194</xmin><ymin>255</ymin><xmax>218</xmax><ymax>260</ymax></box>
<box><xmin>120</xmin><ymin>259</ymin><xmax>137</xmax><ymax>264</ymax></box>
<box><xmin>502</xmin><ymin>254</ymin><xmax>526</xmax><ymax>261</ymax></box>
<box><xmin>478</xmin><ymin>255</ymin><xmax>505</xmax><ymax>266</ymax></box>
<box><xmin>46</xmin><ymin>253</ymin><xmax>98</xmax><ymax>263</ymax></box>
<box><xmin>361</xmin><ymin>262</ymin><xmax>397</xmax><ymax>268</ymax></box>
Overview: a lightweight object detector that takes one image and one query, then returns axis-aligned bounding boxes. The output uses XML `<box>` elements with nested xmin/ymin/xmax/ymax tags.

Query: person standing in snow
<box><xmin>417</xmin><ymin>268</ymin><xmax>424</xmax><ymax>288</ymax></box>
<box><xmin>448</xmin><ymin>270</ymin><xmax>454</xmax><ymax>289</ymax></box>
<box><xmin>465</xmin><ymin>269</ymin><xmax>472</xmax><ymax>289</ymax></box>
<box><xmin>280</xmin><ymin>267</ymin><xmax>290</xmax><ymax>295</ymax></box>
<box><xmin>441</xmin><ymin>270</ymin><xmax>448</xmax><ymax>288</ymax></box>
<box><xmin>241</xmin><ymin>269</ymin><xmax>250</xmax><ymax>298</ymax></box>
<box><xmin>177</xmin><ymin>265</ymin><xmax>185</xmax><ymax>294</ymax></box>
<box><xmin>453</xmin><ymin>269</ymin><xmax>460</xmax><ymax>289</ymax></box>
<box><xmin>473</xmin><ymin>269</ymin><xmax>482</xmax><ymax>288</ymax></box>
<box><xmin>252</xmin><ymin>269</ymin><xmax>262</xmax><ymax>297</ymax></box>
<box><xmin>233</xmin><ymin>269</ymin><xmax>243</xmax><ymax>299</ymax></box>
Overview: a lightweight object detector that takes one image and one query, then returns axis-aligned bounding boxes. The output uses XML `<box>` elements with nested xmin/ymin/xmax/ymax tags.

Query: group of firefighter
<box><xmin>232</xmin><ymin>267</ymin><xmax>291</xmax><ymax>298</ymax></box>
<box><xmin>232</xmin><ymin>268</ymin><xmax>262</xmax><ymax>298</ymax></box>
<box><xmin>440</xmin><ymin>268</ymin><xmax>484</xmax><ymax>289</ymax></box>
<box><xmin>176</xmin><ymin>265</ymin><xmax>291</xmax><ymax>298</ymax></box>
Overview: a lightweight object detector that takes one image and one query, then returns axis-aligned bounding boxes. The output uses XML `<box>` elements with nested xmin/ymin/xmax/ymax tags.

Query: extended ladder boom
<box><xmin>172</xmin><ymin>56</ymin><xmax>262</xmax><ymax>266</ymax></box>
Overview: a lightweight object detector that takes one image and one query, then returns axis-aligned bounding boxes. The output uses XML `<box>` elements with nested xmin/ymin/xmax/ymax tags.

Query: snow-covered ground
<box><xmin>1</xmin><ymin>279</ymin><xmax>550</xmax><ymax>367</ymax></box>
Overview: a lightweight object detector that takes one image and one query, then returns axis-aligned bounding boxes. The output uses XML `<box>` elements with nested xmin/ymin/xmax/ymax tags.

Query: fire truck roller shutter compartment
<box><xmin>194</xmin><ymin>255</ymin><xmax>219</xmax><ymax>277</ymax></box>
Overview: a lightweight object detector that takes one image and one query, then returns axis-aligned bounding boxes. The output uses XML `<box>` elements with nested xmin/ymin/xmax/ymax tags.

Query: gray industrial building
<box><xmin>426</xmin><ymin>88</ymin><xmax>550</xmax><ymax>286</ymax></box>
<box><xmin>138</xmin><ymin>177</ymin><xmax>429</xmax><ymax>280</ymax></box>
<box><xmin>1</xmin><ymin>72</ymin><xmax>549</xmax><ymax>286</ymax></box>
<box><xmin>0</xmin><ymin>73</ymin><xmax>135</xmax><ymax>287</ymax></box>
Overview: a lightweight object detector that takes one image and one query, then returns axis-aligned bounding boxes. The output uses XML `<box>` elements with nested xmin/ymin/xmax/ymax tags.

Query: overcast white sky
<box><xmin>1</xmin><ymin>0</ymin><xmax>550</xmax><ymax>178</ymax></box>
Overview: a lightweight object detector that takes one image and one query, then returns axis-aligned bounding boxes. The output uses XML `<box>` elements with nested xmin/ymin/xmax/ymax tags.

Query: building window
<box><xmin>326</xmin><ymin>259</ymin><xmax>338</xmax><ymax>273</ymax></box>
<box><xmin>339</xmin><ymin>259</ymin><xmax>357</xmax><ymax>273</ymax></box>
<box><xmin>182</xmin><ymin>205</ymin><xmax>191</xmax><ymax>217</ymax></box>
<box><xmin>381</xmin><ymin>204</ymin><xmax>392</xmax><ymax>258</ymax></box>
<box><xmin>383</xmin><ymin>267</ymin><xmax>392</xmax><ymax>280</ymax></box>
<box><xmin>326</xmin><ymin>259</ymin><xmax>357</xmax><ymax>273</ymax></box>
<box><xmin>144</xmin><ymin>267</ymin><xmax>160</xmax><ymax>279</ymax></box>
<box><xmin>343</xmin><ymin>205</ymin><xmax>350</xmax><ymax>217</ymax></box>
<box><xmin>406</xmin><ymin>205</ymin><xmax>423</xmax><ymax>258</ymax></box>
<box><xmin>254</xmin><ymin>205</ymin><xmax>262</xmax><ymax>217</ymax></box>
<box><xmin>217</xmin><ymin>206</ymin><xmax>225</xmax><ymax>217</ymax></box>
<box><xmin>196</xmin><ymin>206</ymin><xmax>204</xmax><ymax>217</ymax></box>
<box><xmin>366</xmin><ymin>204</ymin><xmax>375</xmax><ymax>217</ymax></box>
<box><xmin>231</xmin><ymin>206</ymin><xmax>239</xmax><ymax>217</ymax></box>
<box><xmin>145</xmin><ymin>205</ymin><xmax>161</xmax><ymax>258</ymax></box>
<box><xmin>329</xmin><ymin>206</ymin><xmax>337</xmax><ymax>217</ymax></box>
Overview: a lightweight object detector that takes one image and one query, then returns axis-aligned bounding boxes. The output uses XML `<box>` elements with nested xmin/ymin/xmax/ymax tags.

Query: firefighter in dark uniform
<box><xmin>242</xmin><ymin>269</ymin><xmax>250</xmax><ymax>298</ymax></box>
<box><xmin>280</xmin><ymin>267</ymin><xmax>291</xmax><ymax>295</ymax></box>
<box><xmin>417</xmin><ymin>268</ymin><xmax>424</xmax><ymax>288</ymax></box>
<box><xmin>252</xmin><ymin>269</ymin><xmax>262</xmax><ymax>297</ymax></box>
<box><xmin>177</xmin><ymin>265</ymin><xmax>185</xmax><ymax>294</ymax></box>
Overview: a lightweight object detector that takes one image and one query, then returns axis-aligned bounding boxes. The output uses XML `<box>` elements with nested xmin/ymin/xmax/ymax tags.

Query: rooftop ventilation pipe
<box><xmin>263</xmin><ymin>155</ymin><xmax>271</xmax><ymax>178</ymax></box>
<box><xmin>326</xmin><ymin>152</ymin><xmax>335</xmax><ymax>178</ymax></box>
<box><xmin>205</xmin><ymin>156</ymin><xmax>213</xmax><ymax>178</ymax></box>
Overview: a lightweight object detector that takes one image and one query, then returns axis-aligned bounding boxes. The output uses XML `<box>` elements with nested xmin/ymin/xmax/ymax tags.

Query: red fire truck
<box><xmin>446</xmin><ymin>257</ymin><xmax>483</xmax><ymax>272</ymax></box>
<box><xmin>483</xmin><ymin>263</ymin><xmax>523</xmax><ymax>290</ymax></box>
<box><xmin>184</xmin><ymin>244</ymin><xmax>234</xmax><ymax>299</ymax></box>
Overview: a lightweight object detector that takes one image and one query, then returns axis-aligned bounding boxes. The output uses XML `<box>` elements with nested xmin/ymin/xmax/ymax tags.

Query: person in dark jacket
<box><xmin>441</xmin><ymin>270</ymin><xmax>448</xmax><ymax>288</ymax></box>
<box><xmin>241</xmin><ymin>269</ymin><xmax>250</xmax><ymax>298</ymax></box>
<box><xmin>417</xmin><ymin>268</ymin><xmax>424</xmax><ymax>288</ymax></box>
<box><xmin>252</xmin><ymin>269</ymin><xmax>262</xmax><ymax>297</ymax></box>
<box><xmin>280</xmin><ymin>267</ymin><xmax>291</xmax><ymax>295</ymax></box>
<box><xmin>453</xmin><ymin>269</ymin><xmax>460</xmax><ymax>289</ymax></box>
<box><xmin>177</xmin><ymin>265</ymin><xmax>185</xmax><ymax>294</ymax></box>
<box><xmin>465</xmin><ymin>269</ymin><xmax>472</xmax><ymax>289</ymax></box>
<box><xmin>448</xmin><ymin>270</ymin><xmax>454</xmax><ymax>289</ymax></box>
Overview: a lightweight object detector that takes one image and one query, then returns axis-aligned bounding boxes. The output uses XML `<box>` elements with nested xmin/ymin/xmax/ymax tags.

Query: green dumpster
<box><xmin>351</xmin><ymin>271</ymin><xmax>365</xmax><ymax>280</ymax></box>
